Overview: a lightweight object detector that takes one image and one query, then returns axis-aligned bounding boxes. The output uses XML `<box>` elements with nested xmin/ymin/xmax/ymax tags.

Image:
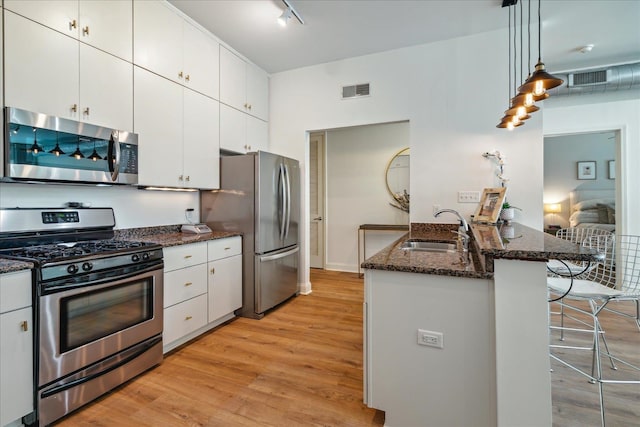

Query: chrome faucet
<box><xmin>434</xmin><ymin>209</ymin><xmax>470</xmax><ymax>252</ymax></box>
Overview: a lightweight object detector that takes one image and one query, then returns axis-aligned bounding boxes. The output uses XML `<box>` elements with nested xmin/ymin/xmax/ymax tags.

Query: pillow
<box><xmin>573</xmin><ymin>198</ymin><xmax>615</xmax><ymax>212</ymax></box>
<box><xmin>607</xmin><ymin>206</ymin><xmax>616</xmax><ymax>224</ymax></box>
<box><xmin>569</xmin><ymin>210</ymin><xmax>600</xmax><ymax>227</ymax></box>
<box><xmin>596</xmin><ymin>204</ymin><xmax>610</xmax><ymax>223</ymax></box>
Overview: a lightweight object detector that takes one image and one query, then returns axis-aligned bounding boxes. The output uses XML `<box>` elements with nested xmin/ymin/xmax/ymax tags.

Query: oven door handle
<box><xmin>40</xmin><ymin>336</ymin><xmax>162</xmax><ymax>399</ymax></box>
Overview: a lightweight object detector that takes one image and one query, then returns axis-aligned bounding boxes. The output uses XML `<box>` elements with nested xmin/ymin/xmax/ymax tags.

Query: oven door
<box><xmin>38</xmin><ymin>264</ymin><xmax>163</xmax><ymax>387</ymax></box>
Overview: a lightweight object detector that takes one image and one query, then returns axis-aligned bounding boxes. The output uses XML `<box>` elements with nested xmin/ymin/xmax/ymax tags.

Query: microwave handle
<box><xmin>107</xmin><ymin>132</ymin><xmax>121</xmax><ymax>182</ymax></box>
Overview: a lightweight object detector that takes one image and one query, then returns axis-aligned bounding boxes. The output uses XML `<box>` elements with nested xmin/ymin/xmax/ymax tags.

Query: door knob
<box><xmin>313</xmin><ymin>217</ymin><xmax>323</xmax><ymax>221</ymax></box>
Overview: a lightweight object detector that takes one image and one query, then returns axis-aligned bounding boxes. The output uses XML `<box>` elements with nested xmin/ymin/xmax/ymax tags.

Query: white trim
<box><xmin>298</xmin><ymin>281</ymin><xmax>312</xmax><ymax>295</ymax></box>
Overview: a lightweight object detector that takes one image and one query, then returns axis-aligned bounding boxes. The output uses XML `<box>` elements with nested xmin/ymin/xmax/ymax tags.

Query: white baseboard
<box><xmin>299</xmin><ymin>281</ymin><xmax>312</xmax><ymax>295</ymax></box>
<box><xmin>324</xmin><ymin>263</ymin><xmax>358</xmax><ymax>273</ymax></box>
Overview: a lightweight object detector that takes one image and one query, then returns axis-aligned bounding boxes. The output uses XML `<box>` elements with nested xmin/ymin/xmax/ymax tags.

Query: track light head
<box><xmin>277</xmin><ymin>7</ymin><xmax>292</xmax><ymax>27</ymax></box>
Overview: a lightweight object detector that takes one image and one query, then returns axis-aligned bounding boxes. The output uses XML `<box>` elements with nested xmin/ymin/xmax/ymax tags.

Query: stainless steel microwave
<box><xmin>3</xmin><ymin>107</ymin><xmax>138</xmax><ymax>185</ymax></box>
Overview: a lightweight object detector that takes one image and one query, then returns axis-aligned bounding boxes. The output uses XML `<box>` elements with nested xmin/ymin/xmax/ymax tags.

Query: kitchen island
<box><xmin>362</xmin><ymin>222</ymin><xmax>601</xmax><ymax>427</ymax></box>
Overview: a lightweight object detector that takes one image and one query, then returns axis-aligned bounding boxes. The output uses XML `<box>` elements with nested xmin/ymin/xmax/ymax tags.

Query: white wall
<box><xmin>543</xmin><ymin>90</ymin><xmax>640</xmax><ymax>235</ymax></box>
<box><xmin>0</xmin><ymin>183</ymin><xmax>199</xmax><ymax>229</ymax></box>
<box><xmin>543</xmin><ymin>132</ymin><xmax>615</xmax><ymax>227</ymax></box>
<box><xmin>269</xmin><ymin>29</ymin><xmax>543</xmax><ymax>289</ymax></box>
<box><xmin>325</xmin><ymin>122</ymin><xmax>409</xmax><ymax>272</ymax></box>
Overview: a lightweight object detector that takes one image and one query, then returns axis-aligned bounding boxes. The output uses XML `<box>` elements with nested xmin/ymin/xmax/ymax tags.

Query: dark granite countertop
<box><xmin>0</xmin><ymin>258</ymin><xmax>34</xmax><ymax>274</ymax></box>
<box><xmin>362</xmin><ymin>222</ymin><xmax>602</xmax><ymax>278</ymax></box>
<box><xmin>115</xmin><ymin>225</ymin><xmax>241</xmax><ymax>248</ymax></box>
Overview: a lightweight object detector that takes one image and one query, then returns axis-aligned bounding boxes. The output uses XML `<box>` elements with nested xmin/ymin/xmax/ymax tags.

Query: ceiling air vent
<box><xmin>342</xmin><ymin>83</ymin><xmax>370</xmax><ymax>99</ymax></box>
<box><xmin>568</xmin><ymin>69</ymin><xmax>611</xmax><ymax>87</ymax></box>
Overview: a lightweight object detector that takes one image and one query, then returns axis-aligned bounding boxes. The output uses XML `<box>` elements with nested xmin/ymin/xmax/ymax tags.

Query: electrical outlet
<box><xmin>458</xmin><ymin>191</ymin><xmax>480</xmax><ymax>203</ymax></box>
<box><xmin>417</xmin><ymin>329</ymin><xmax>444</xmax><ymax>349</ymax></box>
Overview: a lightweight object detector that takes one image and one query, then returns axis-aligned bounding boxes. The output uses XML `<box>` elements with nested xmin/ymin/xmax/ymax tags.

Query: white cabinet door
<box><xmin>208</xmin><ymin>255</ymin><xmax>242</xmax><ymax>322</ymax></box>
<box><xmin>246</xmin><ymin>62</ymin><xmax>269</xmax><ymax>121</ymax></box>
<box><xmin>79</xmin><ymin>0</ymin><xmax>132</xmax><ymax>61</ymax></box>
<box><xmin>4</xmin><ymin>11</ymin><xmax>79</xmax><ymax>119</ymax></box>
<box><xmin>80</xmin><ymin>44</ymin><xmax>133</xmax><ymax>130</ymax></box>
<box><xmin>219</xmin><ymin>46</ymin><xmax>246</xmax><ymax>111</ymax></box>
<box><xmin>133</xmin><ymin>0</ymin><xmax>182</xmax><ymax>84</ymax></box>
<box><xmin>246</xmin><ymin>115</ymin><xmax>269</xmax><ymax>153</ymax></box>
<box><xmin>0</xmin><ymin>307</ymin><xmax>33</xmax><ymax>426</ymax></box>
<box><xmin>220</xmin><ymin>104</ymin><xmax>247</xmax><ymax>153</ymax></box>
<box><xmin>134</xmin><ymin>67</ymin><xmax>183</xmax><ymax>188</ymax></box>
<box><xmin>3</xmin><ymin>0</ymin><xmax>78</xmax><ymax>38</ymax></box>
<box><xmin>183</xmin><ymin>21</ymin><xmax>219</xmax><ymax>100</ymax></box>
<box><xmin>163</xmin><ymin>294</ymin><xmax>208</xmax><ymax>345</ymax></box>
<box><xmin>183</xmin><ymin>90</ymin><xmax>220</xmax><ymax>189</ymax></box>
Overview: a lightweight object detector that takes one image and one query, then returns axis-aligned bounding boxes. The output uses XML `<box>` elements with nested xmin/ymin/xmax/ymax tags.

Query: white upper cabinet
<box><xmin>3</xmin><ymin>0</ymin><xmax>133</xmax><ymax>61</ymax></box>
<box><xmin>220</xmin><ymin>104</ymin><xmax>268</xmax><ymax>154</ymax></box>
<box><xmin>4</xmin><ymin>11</ymin><xmax>80</xmax><ymax>119</ymax></box>
<box><xmin>135</xmin><ymin>67</ymin><xmax>220</xmax><ymax>189</ymax></box>
<box><xmin>134</xmin><ymin>0</ymin><xmax>219</xmax><ymax>99</ymax></box>
<box><xmin>4</xmin><ymin>11</ymin><xmax>133</xmax><ymax>130</ymax></box>
<box><xmin>220</xmin><ymin>46</ymin><xmax>269</xmax><ymax>121</ymax></box>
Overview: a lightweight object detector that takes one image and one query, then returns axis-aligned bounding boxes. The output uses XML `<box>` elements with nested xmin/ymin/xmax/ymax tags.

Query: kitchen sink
<box><xmin>399</xmin><ymin>240</ymin><xmax>458</xmax><ymax>253</ymax></box>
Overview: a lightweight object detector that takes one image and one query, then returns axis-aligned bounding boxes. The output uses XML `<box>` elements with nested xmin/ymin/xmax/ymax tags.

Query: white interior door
<box><xmin>309</xmin><ymin>133</ymin><xmax>325</xmax><ymax>269</ymax></box>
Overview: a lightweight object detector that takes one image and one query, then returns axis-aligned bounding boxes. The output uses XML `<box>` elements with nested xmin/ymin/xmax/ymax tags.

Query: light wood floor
<box><xmin>55</xmin><ymin>270</ymin><xmax>639</xmax><ymax>426</ymax></box>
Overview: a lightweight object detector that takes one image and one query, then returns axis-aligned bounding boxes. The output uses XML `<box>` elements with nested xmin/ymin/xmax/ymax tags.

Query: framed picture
<box><xmin>577</xmin><ymin>161</ymin><xmax>596</xmax><ymax>180</ymax></box>
<box><xmin>608</xmin><ymin>160</ymin><xmax>615</xmax><ymax>180</ymax></box>
<box><xmin>473</xmin><ymin>187</ymin><xmax>507</xmax><ymax>224</ymax></box>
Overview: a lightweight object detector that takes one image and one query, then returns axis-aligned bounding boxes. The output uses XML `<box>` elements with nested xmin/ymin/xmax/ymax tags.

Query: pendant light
<box><xmin>518</xmin><ymin>0</ymin><xmax>563</xmax><ymax>96</ymax></box>
<box><xmin>87</xmin><ymin>139</ymin><xmax>102</xmax><ymax>162</ymax></box>
<box><xmin>497</xmin><ymin>4</ymin><xmax>523</xmax><ymax>129</ymax></box>
<box><xmin>70</xmin><ymin>136</ymin><xmax>85</xmax><ymax>159</ymax></box>
<box><xmin>29</xmin><ymin>128</ymin><xmax>43</xmax><ymax>154</ymax></box>
<box><xmin>48</xmin><ymin>132</ymin><xmax>65</xmax><ymax>156</ymax></box>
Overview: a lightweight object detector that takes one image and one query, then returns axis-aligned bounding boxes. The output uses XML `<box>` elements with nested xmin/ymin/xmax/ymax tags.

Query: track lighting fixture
<box><xmin>277</xmin><ymin>0</ymin><xmax>304</xmax><ymax>26</ymax></box>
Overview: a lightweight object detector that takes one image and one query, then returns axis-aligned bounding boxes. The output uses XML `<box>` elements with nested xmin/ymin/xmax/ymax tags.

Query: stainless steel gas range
<box><xmin>0</xmin><ymin>207</ymin><xmax>164</xmax><ymax>426</ymax></box>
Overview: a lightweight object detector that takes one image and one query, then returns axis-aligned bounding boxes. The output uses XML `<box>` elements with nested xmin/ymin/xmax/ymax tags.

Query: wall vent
<box><xmin>568</xmin><ymin>69</ymin><xmax>610</xmax><ymax>87</ymax></box>
<box><xmin>342</xmin><ymin>83</ymin><xmax>370</xmax><ymax>99</ymax></box>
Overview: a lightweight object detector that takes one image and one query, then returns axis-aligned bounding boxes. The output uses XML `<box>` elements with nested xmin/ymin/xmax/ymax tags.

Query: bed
<box><xmin>569</xmin><ymin>189</ymin><xmax>616</xmax><ymax>232</ymax></box>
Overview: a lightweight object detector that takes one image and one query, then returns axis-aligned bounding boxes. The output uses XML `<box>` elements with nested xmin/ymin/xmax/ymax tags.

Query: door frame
<box><xmin>309</xmin><ymin>132</ymin><xmax>326</xmax><ymax>269</ymax></box>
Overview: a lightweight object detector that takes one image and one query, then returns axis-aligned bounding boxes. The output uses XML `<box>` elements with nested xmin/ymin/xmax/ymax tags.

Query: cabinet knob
<box><xmin>184</xmin><ymin>282</ymin><xmax>193</xmax><ymax>287</ymax></box>
<box><xmin>69</xmin><ymin>19</ymin><xmax>77</xmax><ymax>30</ymax></box>
<box><xmin>185</xmin><ymin>176</ymin><xmax>190</xmax><ymax>182</ymax></box>
<box><xmin>83</xmin><ymin>107</ymin><xmax>90</xmax><ymax>116</ymax></box>
<box><xmin>185</xmin><ymin>315</ymin><xmax>193</xmax><ymax>321</ymax></box>
<box><xmin>82</xmin><ymin>26</ymin><xmax>89</xmax><ymax>36</ymax></box>
<box><xmin>224</xmin><ymin>247</ymin><xmax>231</xmax><ymax>250</ymax></box>
<box><xmin>178</xmin><ymin>71</ymin><xmax>184</xmax><ymax>79</ymax></box>
<box><xmin>21</xmin><ymin>321</ymin><xmax>28</xmax><ymax>332</ymax></box>
<box><xmin>210</xmin><ymin>267</ymin><xmax>215</xmax><ymax>274</ymax></box>
<box><xmin>179</xmin><ymin>175</ymin><xmax>184</xmax><ymax>181</ymax></box>
<box><xmin>184</xmin><ymin>255</ymin><xmax>192</xmax><ymax>259</ymax></box>
<box><xmin>71</xmin><ymin>104</ymin><xmax>78</xmax><ymax>113</ymax></box>
<box><xmin>185</xmin><ymin>74</ymin><xmax>190</xmax><ymax>82</ymax></box>
<box><xmin>247</xmin><ymin>104</ymin><xmax>252</xmax><ymax>110</ymax></box>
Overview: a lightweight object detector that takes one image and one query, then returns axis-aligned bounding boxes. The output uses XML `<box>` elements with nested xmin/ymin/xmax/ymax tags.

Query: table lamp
<box><xmin>544</xmin><ymin>203</ymin><xmax>562</xmax><ymax>228</ymax></box>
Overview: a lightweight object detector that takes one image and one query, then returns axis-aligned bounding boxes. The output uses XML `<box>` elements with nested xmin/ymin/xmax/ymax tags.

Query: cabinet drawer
<box><xmin>163</xmin><ymin>294</ymin><xmax>207</xmax><ymax>345</ymax></box>
<box><xmin>0</xmin><ymin>270</ymin><xmax>32</xmax><ymax>314</ymax></box>
<box><xmin>164</xmin><ymin>263</ymin><xmax>207</xmax><ymax>308</ymax></box>
<box><xmin>208</xmin><ymin>236</ymin><xmax>242</xmax><ymax>261</ymax></box>
<box><xmin>163</xmin><ymin>242</ymin><xmax>207</xmax><ymax>272</ymax></box>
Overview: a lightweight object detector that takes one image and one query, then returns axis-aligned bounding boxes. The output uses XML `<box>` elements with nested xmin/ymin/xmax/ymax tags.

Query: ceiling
<box><xmin>169</xmin><ymin>0</ymin><xmax>640</xmax><ymax>75</ymax></box>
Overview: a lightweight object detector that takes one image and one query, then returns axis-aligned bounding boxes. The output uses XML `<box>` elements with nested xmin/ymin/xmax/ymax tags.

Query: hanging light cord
<box><xmin>513</xmin><ymin>4</ymin><xmax>517</xmax><ymax>99</ymax></box>
<box><xmin>520</xmin><ymin>0</ymin><xmax>524</xmax><ymax>83</ymax></box>
<box><xmin>537</xmin><ymin>0</ymin><xmax>542</xmax><ymax>62</ymax></box>
<box><xmin>527</xmin><ymin>0</ymin><xmax>532</xmax><ymax>74</ymax></box>
<box><xmin>508</xmin><ymin>5</ymin><xmax>512</xmax><ymax>102</ymax></box>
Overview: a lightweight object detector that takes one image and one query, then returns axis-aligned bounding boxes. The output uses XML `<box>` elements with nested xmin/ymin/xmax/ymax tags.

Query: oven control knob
<box><xmin>82</xmin><ymin>262</ymin><xmax>93</xmax><ymax>272</ymax></box>
<box><xmin>131</xmin><ymin>254</ymin><xmax>140</xmax><ymax>262</ymax></box>
<box><xmin>142</xmin><ymin>253</ymin><xmax>150</xmax><ymax>261</ymax></box>
<box><xmin>67</xmin><ymin>264</ymin><xmax>79</xmax><ymax>274</ymax></box>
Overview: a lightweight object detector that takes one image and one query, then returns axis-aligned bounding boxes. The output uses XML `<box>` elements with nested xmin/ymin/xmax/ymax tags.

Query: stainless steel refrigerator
<box><xmin>200</xmin><ymin>151</ymin><xmax>300</xmax><ymax>319</ymax></box>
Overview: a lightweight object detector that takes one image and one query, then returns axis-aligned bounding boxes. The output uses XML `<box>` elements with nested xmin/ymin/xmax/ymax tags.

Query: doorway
<box><xmin>309</xmin><ymin>132</ymin><xmax>325</xmax><ymax>269</ymax></box>
<box><xmin>543</xmin><ymin>130</ymin><xmax>619</xmax><ymax>232</ymax></box>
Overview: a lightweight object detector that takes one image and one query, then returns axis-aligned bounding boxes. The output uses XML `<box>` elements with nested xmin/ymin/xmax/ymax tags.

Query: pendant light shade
<box><xmin>87</xmin><ymin>139</ymin><xmax>102</xmax><ymax>161</ymax></box>
<box><xmin>49</xmin><ymin>132</ymin><xmax>65</xmax><ymax>156</ymax></box>
<box><xmin>70</xmin><ymin>137</ymin><xmax>84</xmax><ymax>159</ymax></box>
<box><xmin>518</xmin><ymin>61</ymin><xmax>563</xmax><ymax>95</ymax></box>
<box><xmin>30</xmin><ymin>129</ymin><xmax>43</xmax><ymax>154</ymax></box>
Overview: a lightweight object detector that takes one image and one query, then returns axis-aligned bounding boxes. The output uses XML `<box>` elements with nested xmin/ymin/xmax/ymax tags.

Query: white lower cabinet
<box><xmin>162</xmin><ymin>237</ymin><xmax>242</xmax><ymax>353</ymax></box>
<box><xmin>0</xmin><ymin>270</ymin><xmax>34</xmax><ymax>427</ymax></box>
<box><xmin>208</xmin><ymin>237</ymin><xmax>242</xmax><ymax>322</ymax></box>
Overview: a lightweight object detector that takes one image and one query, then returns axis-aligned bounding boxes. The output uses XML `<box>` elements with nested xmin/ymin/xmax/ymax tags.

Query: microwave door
<box><xmin>107</xmin><ymin>134</ymin><xmax>121</xmax><ymax>182</ymax></box>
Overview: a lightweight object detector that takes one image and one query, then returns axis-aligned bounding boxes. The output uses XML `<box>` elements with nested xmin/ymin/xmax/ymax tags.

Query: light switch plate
<box><xmin>458</xmin><ymin>191</ymin><xmax>480</xmax><ymax>203</ymax></box>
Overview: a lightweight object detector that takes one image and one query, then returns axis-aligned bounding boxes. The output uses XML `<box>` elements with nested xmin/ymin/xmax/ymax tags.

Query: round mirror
<box><xmin>386</xmin><ymin>148</ymin><xmax>410</xmax><ymax>212</ymax></box>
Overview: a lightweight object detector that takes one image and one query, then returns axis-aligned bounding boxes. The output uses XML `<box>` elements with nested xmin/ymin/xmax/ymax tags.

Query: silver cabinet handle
<box><xmin>313</xmin><ymin>217</ymin><xmax>323</xmax><ymax>221</ymax></box>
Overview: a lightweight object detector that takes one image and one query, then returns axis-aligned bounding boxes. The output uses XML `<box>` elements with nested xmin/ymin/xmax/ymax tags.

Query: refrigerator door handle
<box><xmin>284</xmin><ymin>163</ymin><xmax>291</xmax><ymax>239</ymax></box>
<box><xmin>278</xmin><ymin>163</ymin><xmax>286</xmax><ymax>241</ymax></box>
<box><xmin>259</xmin><ymin>246</ymin><xmax>299</xmax><ymax>262</ymax></box>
